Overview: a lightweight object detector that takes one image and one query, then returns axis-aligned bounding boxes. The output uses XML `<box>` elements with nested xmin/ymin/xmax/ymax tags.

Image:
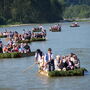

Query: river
<box><xmin>0</xmin><ymin>22</ymin><xmax>90</xmax><ymax>90</ymax></box>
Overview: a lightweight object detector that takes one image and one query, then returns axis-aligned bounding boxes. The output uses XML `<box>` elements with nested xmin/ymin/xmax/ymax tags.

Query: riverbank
<box><xmin>63</xmin><ymin>18</ymin><xmax>90</xmax><ymax>22</ymax></box>
<box><xmin>0</xmin><ymin>24</ymin><xmax>35</xmax><ymax>28</ymax></box>
<box><xmin>0</xmin><ymin>19</ymin><xmax>90</xmax><ymax>28</ymax></box>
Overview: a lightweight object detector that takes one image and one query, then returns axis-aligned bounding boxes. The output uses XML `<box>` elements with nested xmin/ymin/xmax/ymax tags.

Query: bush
<box><xmin>31</xmin><ymin>38</ymin><xmax>46</xmax><ymax>42</ymax></box>
<box><xmin>0</xmin><ymin>52</ymin><xmax>35</xmax><ymax>59</ymax></box>
<box><xmin>17</xmin><ymin>38</ymin><xmax>46</xmax><ymax>43</ymax></box>
<box><xmin>17</xmin><ymin>40</ymin><xmax>31</xmax><ymax>43</ymax></box>
<box><xmin>0</xmin><ymin>35</ymin><xmax>7</xmax><ymax>38</ymax></box>
<box><xmin>10</xmin><ymin>52</ymin><xmax>21</xmax><ymax>58</ymax></box>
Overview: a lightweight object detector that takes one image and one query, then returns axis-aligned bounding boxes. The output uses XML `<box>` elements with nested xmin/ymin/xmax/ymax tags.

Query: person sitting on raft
<box><xmin>70</xmin><ymin>53</ymin><xmax>80</xmax><ymax>69</ymax></box>
<box><xmin>44</xmin><ymin>48</ymin><xmax>55</xmax><ymax>71</ymax></box>
<box><xmin>54</xmin><ymin>53</ymin><xmax>80</xmax><ymax>71</ymax></box>
<box><xmin>54</xmin><ymin>55</ymin><xmax>64</xmax><ymax>71</ymax></box>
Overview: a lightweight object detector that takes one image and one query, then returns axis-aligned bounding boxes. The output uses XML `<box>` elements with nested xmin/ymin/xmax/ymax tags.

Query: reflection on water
<box><xmin>0</xmin><ymin>22</ymin><xmax>90</xmax><ymax>90</ymax></box>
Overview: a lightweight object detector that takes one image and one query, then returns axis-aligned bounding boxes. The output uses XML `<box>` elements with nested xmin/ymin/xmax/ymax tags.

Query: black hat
<box><xmin>36</xmin><ymin>49</ymin><xmax>41</xmax><ymax>53</ymax></box>
<box><xmin>48</xmin><ymin>48</ymin><xmax>52</xmax><ymax>51</ymax></box>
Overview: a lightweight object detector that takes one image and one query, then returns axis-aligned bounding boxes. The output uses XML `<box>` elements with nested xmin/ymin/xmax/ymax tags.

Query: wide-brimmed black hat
<box><xmin>36</xmin><ymin>49</ymin><xmax>41</xmax><ymax>53</ymax></box>
<box><xmin>48</xmin><ymin>48</ymin><xmax>52</xmax><ymax>51</ymax></box>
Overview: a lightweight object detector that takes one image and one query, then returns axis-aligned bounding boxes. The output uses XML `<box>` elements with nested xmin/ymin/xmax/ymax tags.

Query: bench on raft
<box><xmin>17</xmin><ymin>38</ymin><xmax>46</xmax><ymax>43</ymax></box>
<box><xmin>0</xmin><ymin>51</ymin><xmax>35</xmax><ymax>59</ymax></box>
<box><xmin>39</xmin><ymin>68</ymin><xmax>87</xmax><ymax>77</ymax></box>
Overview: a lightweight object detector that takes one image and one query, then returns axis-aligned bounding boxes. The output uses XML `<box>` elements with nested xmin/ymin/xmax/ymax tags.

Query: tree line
<box><xmin>0</xmin><ymin>0</ymin><xmax>63</xmax><ymax>25</ymax></box>
<box><xmin>63</xmin><ymin>5</ymin><xmax>90</xmax><ymax>19</ymax></box>
<box><xmin>59</xmin><ymin>0</ymin><xmax>90</xmax><ymax>19</ymax></box>
<box><xmin>0</xmin><ymin>0</ymin><xmax>90</xmax><ymax>25</ymax></box>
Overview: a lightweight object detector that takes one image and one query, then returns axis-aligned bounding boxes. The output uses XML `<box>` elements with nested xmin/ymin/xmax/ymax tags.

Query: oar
<box><xmin>22</xmin><ymin>63</ymin><xmax>36</xmax><ymax>72</ymax></box>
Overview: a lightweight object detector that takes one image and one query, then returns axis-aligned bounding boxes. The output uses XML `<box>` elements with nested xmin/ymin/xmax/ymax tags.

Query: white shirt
<box><xmin>44</xmin><ymin>53</ymin><xmax>54</xmax><ymax>62</ymax></box>
<box><xmin>35</xmin><ymin>53</ymin><xmax>42</xmax><ymax>62</ymax></box>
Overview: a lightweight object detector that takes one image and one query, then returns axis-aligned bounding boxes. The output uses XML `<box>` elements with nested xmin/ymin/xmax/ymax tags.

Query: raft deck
<box><xmin>0</xmin><ymin>51</ymin><xmax>35</xmax><ymax>59</ymax></box>
<box><xmin>39</xmin><ymin>68</ymin><xmax>87</xmax><ymax>77</ymax></box>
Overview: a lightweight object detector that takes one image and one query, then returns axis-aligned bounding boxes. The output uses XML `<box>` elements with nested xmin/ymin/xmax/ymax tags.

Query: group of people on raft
<box><xmin>50</xmin><ymin>24</ymin><xmax>61</xmax><ymax>31</ymax></box>
<box><xmin>32</xmin><ymin>25</ymin><xmax>46</xmax><ymax>32</ymax></box>
<box><xmin>35</xmin><ymin>48</ymin><xmax>80</xmax><ymax>72</ymax></box>
<box><xmin>0</xmin><ymin>28</ymin><xmax>46</xmax><ymax>42</ymax></box>
<box><xmin>0</xmin><ymin>39</ymin><xmax>31</xmax><ymax>53</ymax></box>
<box><xmin>70</xmin><ymin>22</ymin><xmax>79</xmax><ymax>27</ymax></box>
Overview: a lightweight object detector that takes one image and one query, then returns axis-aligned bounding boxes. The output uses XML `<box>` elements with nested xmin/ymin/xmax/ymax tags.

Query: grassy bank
<box><xmin>75</xmin><ymin>19</ymin><xmax>90</xmax><ymax>22</ymax></box>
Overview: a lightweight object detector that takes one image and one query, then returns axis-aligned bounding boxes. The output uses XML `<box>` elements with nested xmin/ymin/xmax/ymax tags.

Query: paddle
<box><xmin>22</xmin><ymin>63</ymin><xmax>36</xmax><ymax>72</ymax></box>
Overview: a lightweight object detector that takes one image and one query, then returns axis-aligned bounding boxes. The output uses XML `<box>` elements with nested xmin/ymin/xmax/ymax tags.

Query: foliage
<box><xmin>17</xmin><ymin>38</ymin><xmax>46</xmax><ymax>43</ymax></box>
<box><xmin>64</xmin><ymin>5</ymin><xmax>90</xmax><ymax>19</ymax></box>
<box><xmin>0</xmin><ymin>35</ymin><xmax>7</xmax><ymax>38</ymax></box>
<box><xmin>0</xmin><ymin>0</ymin><xmax>63</xmax><ymax>25</ymax></box>
<box><xmin>0</xmin><ymin>0</ymin><xmax>90</xmax><ymax>25</ymax></box>
<box><xmin>31</xmin><ymin>38</ymin><xmax>46</xmax><ymax>42</ymax></box>
<box><xmin>0</xmin><ymin>52</ymin><xmax>21</xmax><ymax>58</ymax></box>
<box><xmin>48</xmin><ymin>68</ymin><xmax>87</xmax><ymax>77</ymax></box>
<box><xmin>63</xmin><ymin>0</ymin><xmax>90</xmax><ymax>5</ymax></box>
<box><xmin>17</xmin><ymin>40</ymin><xmax>31</xmax><ymax>43</ymax></box>
<box><xmin>0</xmin><ymin>52</ymin><xmax>35</xmax><ymax>59</ymax></box>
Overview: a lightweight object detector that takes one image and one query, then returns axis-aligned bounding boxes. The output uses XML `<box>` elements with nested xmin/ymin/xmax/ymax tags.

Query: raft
<box><xmin>17</xmin><ymin>38</ymin><xmax>46</xmax><ymax>43</ymax></box>
<box><xmin>49</xmin><ymin>28</ymin><xmax>61</xmax><ymax>32</ymax></box>
<box><xmin>0</xmin><ymin>35</ymin><xmax>7</xmax><ymax>38</ymax></box>
<box><xmin>0</xmin><ymin>51</ymin><xmax>35</xmax><ymax>59</ymax></box>
<box><xmin>39</xmin><ymin>68</ymin><xmax>87</xmax><ymax>77</ymax></box>
<box><xmin>70</xmin><ymin>25</ymin><xmax>80</xmax><ymax>27</ymax></box>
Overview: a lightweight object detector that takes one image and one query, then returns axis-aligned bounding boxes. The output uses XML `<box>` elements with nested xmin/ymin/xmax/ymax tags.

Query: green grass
<box><xmin>0</xmin><ymin>52</ymin><xmax>21</xmax><ymax>58</ymax></box>
<box><xmin>0</xmin><ymin>52</ymin><xmax>35</xmax><ymax>59</ymax></box>
<box><xmin>48</xmin><ymin>68</ymin><xmax>87</xmax><ymax>77</ymax></box>
<box><xmin>32</xmin><ymin>30</ymin><xmax>41</xmax><ymax>32</ymax></box>
<box><xmin>17</xmin><ymin>38</ymin><xmax>46</xmax><ymax>43</ymax></box>
<box><xmin>0</xmin><ymin>25</ymin><xmax>10</xmax><ymax>27</ymax></box>
<box><xmin>31</xmin><ymin>38</ymin><xmax>46</xmax><ymax>42</ymax></box>
<box><xmin>74</xmin><ymin>19</ymin><xmax>90</xmax><ymax>22</ymax></box>
<box><xmin>0</xmin><ymin>35</ymin><xmax>7</xmax><ymax>38</ymax></box>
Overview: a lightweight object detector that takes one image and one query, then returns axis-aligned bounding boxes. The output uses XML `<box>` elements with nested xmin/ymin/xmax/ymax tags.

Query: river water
<box><xmin>0</xmin><ymin>22</ymin><xmax>90</xmax><ymax>90</ymax></box>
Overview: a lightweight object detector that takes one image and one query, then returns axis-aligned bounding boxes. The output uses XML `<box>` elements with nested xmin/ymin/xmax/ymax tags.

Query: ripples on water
<box><xmin>0</xmin><ymin>22</ymin><xmax>90</xmax><ymax>90</ymax></box>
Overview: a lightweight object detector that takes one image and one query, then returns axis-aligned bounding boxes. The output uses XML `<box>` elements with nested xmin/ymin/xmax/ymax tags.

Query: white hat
<box><xmin>56</xmin><ymin>55</ymin><xmax>60</xmax><ymax>59</ymax></box>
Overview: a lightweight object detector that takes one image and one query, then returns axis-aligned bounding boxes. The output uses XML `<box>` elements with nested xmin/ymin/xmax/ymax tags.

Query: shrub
<box><xmin>48</xmin><ymin>68</ymin><xmax>87</xmax><ymax>77</ymax></box>
<box><xmin>10</xmin><ymin>52</ymin><xmax>21</xmax><ymax>58</ymax></box>
<box><xmin>0</xmin><ymin>35</ymin><xmax>7</xmax><ymax>38</ymax></box>
<box><xmin>0</xmin><ymin>52</ymin><xmax>35</xmax><ymax>59</ymax></box>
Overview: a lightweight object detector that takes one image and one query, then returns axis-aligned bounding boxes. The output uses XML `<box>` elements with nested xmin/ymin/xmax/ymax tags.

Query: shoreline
<box><xmin>0</xmin><ymin>19</ymin><xmax>90</xmax><ymax>28</ymax></box>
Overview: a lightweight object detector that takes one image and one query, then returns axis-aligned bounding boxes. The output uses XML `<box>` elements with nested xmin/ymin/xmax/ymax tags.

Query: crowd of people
<box><xmin>0</xmin><ymin>25</ymin><xmax>47</xmax><ymax>54</ymax></box>
<box><xmin>35</xmin><ymin>48</ymin><xmax>80</xmax><ymax>72</ymax></box>
<box><xmin>0</xmin><ymin>28</ymin><xmax>46</xmax><ymax>42</ymax></box>
<box><xmin>0</xmin><ymin>39</ymin><xmax>31</xmax><ymax>53</ymax></box>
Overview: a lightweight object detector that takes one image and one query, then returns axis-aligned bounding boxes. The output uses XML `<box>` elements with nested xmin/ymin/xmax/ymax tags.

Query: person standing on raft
<box><xmin>44</xmin><ymin>48</ymin><xmax>55</xmax><ymax>71</ymax></box>
<box><xmin>35</xmin><ymin>49</ymin><xmax>44</xmax><ymax>70</ymax></box>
